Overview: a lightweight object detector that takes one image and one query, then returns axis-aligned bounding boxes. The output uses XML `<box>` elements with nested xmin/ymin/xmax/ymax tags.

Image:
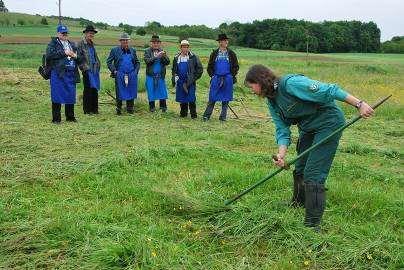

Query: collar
<box><xmin>273</xmin><ymin>79</ymin><xmax>279</xmax><ymax>91</ymax></box>
<box><xmin>121</xmin><ymin>47</ymin><xmax>131</xmax><ymax>53</ymax></box>
<box><xmin>83</xmin><ymin>37</ymin><xmax>94</xmax><ymax>46</ymax></box>
<box><xmin>175</xmin><ymin>51</ymin><xmax>194</xmax><ymax>58</ymax></box>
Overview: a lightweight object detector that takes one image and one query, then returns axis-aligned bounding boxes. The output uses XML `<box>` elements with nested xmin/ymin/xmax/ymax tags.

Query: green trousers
<box><xmin>294</xmin><ymin>108</ymin><xmax>345</xmax><ymax>184</ymax></box>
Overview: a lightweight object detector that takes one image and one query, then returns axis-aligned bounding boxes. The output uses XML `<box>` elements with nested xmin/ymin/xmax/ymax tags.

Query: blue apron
<box><xmin>116</xmin><ymin>53</ymin><xmax>138</xmax><ymax>100</ymax></box>
<box><xmin>176</xmin><ymin>61</ymin><xmax>196</xmax><ymax>103</ymax></box>
<box><xmin>87</xmin><ymin>46</ymin><xmax>100</xmax><ymax>90</ymax></box>
<box><xmin>145</xmin><ymin>59</ymin><xmax>168</xmax><ymax>101</ymax></box>
<box><xmin>208</xmin><ymin>58</ymin><xmax>233</xmax><ymax>102</ymax></box>
<box><xmin>50</xmin><ymin>57</ymin><xmax>76</xmax><ymax>104</ymax></box>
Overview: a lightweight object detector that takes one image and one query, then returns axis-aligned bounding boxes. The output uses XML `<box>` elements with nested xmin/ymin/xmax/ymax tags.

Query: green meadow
<box><xmin>0</xmin><ymin>20</ymin><xmax>403</xmax><ymax>269</ymax></box>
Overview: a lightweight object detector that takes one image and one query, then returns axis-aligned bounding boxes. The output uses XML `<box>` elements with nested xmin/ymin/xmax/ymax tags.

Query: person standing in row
<box><xmin>107</xmin><ymin>33</ymin><xmax>140</xmax><ymax>115</ymax></box>
<box><xmin>171</xmin><ymin>40</ymin><xmax>203</xmax><ymax>118</ymax></box>
<box><xmin>144</xmin><ymin>35</ymin><xmax>170</xmax><ymax>112</ymax></box>
<box><xmin>77</xmin><ymin>25</ymin><xmax>101</xmax><ymax>115</ymax></box>
<box><xmin>203</xmin><ymin>34</ymin><xmax>239</xmax><ymax>121</ymax></box>
<box><xmin>46</xmin><ymin>24</ymin><xmax>82</xmax><ymax>124</ymax></box>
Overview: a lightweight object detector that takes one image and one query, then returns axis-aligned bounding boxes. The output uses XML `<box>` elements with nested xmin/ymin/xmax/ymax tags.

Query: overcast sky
<box><xmin>4</xmin><ymin>0</ymin><xmax>403</xmax><ymax>41</ymax></box>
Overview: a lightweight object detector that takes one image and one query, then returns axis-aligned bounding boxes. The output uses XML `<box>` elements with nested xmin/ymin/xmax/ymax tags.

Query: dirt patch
<box><xmin>0</xmin><ymin>49</ymin><xmax>15</xmax><ymax>53</ymax></box>
<box><xmin>281</xmin><ymin>55</ymin><xmax>360</xmax><ymax>63</ymax></box>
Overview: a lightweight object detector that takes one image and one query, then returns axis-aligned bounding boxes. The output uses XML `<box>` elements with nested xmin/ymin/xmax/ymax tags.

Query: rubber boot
<box><xmin>180</xmin><ymin>103</ymin><xmax>188</xmax><ymax>117</ymax></box>
<box><xmin>65</xmin><ymin>104</ymin><xmax>77</xmax><ymax>122</ymax></box>
<box><xmin>291</xmin><ymin>171</ymin><xmax>305</xmax><ymax>207</ymax></box>
<box><xmin>304</xmin><ymin>181</ymin><xmax>326</xmax><ymax>232</ymax></box>
<box><xmin>189</xmin><ymin>102</ymin><xmax>197</xmax><ymax>119</ymax></box>
<box><xmin>52</xmin><ymin>102</ymin><xmax>61</xmax><ymax>124</ymax></box>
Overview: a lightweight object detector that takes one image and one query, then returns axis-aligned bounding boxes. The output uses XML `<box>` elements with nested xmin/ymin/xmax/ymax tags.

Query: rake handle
<box><xmin>224</xmin><ymin>95</ymin><xmax>392</xmax><ymax>206</ymax></box>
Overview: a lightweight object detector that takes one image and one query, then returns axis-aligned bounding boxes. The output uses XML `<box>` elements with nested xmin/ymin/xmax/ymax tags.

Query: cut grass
<box><xmin>0</xmin><ymin>27</ymin><xmax>403</xmax><ymax>269</ymax></box>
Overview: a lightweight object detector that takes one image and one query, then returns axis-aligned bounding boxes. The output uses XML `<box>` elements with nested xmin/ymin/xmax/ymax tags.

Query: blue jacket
<box><xmin>106</xmin><ymin>46</ymin><xmax>140</xmax><ymax>74</ymax></box>
<box><xmin>268</xmin><ymin>74</ymin><xmax>348</xmax><ymax>146</ymax></box>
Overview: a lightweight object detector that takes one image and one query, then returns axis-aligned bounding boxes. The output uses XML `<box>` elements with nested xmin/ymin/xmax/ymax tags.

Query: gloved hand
<box><xmin>182</xmin><ymin>82</ymin><xmax>188</xmax><ymax>94</ymax></box>
<box><xmin>219</xmin><ymin>77</ymin><xmax>225</xmax><ymax>89</ymax></box>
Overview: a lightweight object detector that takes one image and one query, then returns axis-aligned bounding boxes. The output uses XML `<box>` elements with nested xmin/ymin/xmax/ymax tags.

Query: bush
<box><xmin>40</xmin><ymin>17</ymin><xmax>48</xmax><ymax>25</ymax></box>
<box><xmin>17</xmin><ymin>19</ymin><xmax>25</xmax><ymax>26</ymax></box>
<box><xmin>123</xmin><ymin>25</ymin><xmax>133</xmax><ymax>36</ymax></box>
<box><xmin>136</xmin><ymin>27</ymin><xmax>146</xmax><ymax>36</ymax></box>
<box><xmin>381</xmin><ymin>36</ymin><xmax>404</xmax><ymax>54</ymax></box>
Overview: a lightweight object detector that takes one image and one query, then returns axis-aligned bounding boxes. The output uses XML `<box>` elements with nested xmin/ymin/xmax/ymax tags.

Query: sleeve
<box><xmin>132</xmin><ymin>49</ymin><xmax>140</xmax><ymax>74</ymax></box>
<box><xmin>231</xmin><ymin>50</ymin><xmax>239</xmax><ymax>81</ymax></box>
<box><xmin>207</xmin><ymin>51</ymin><xmax>215</xmax><ymax>77</ymax></box>
<box><xmin>285</xmin><ymin>75</ymin><xmax>348</xmax><ymax>104</ymax></box>
<box><xmin>76</xmin><ymin>42</ymin><xmax>87</xmax><ymax>71</ymax></box>
<box><xmin>144</xmin><ymin>49</ymin><xmax>157</xmax><ymax>65</ymax></box>
<box><xmin>268</xmin><ymin>101</ymin><xmax>292</xmax><ymax>146</ymax></box>
<box><xmin>106</xmin><ymin>48</ymin><xmax>115</xmax><ymax>73</ymax></box>
<box><xmin>171</xmin><ymin>57</ymin><xmax>177</xmax><ymax>87</ymax></box>
<box><xmin>161</xmin><ymin>54</ymin><xmax>170</xmax><ymax>66</ymax></box>
<box><xmin>45</xmin><ymin>41</ymin><xmax>66</xmax><ymax>61</ymax></box>
<box><xmin>76</xmin><ymin>42</ymin><xmax>85</xmax><ymax>71</ymax></box>
<box><xmin>194</xmin><ymin>56</ymin><xmax>203</xmax><ymax>81</ymax></box>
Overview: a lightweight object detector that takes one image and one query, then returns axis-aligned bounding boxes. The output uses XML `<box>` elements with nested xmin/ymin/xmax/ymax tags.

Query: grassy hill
<box><xmin>0</xmin><ymin>13</ymin><xmax>403</xmax><ymax>269</ymax></box>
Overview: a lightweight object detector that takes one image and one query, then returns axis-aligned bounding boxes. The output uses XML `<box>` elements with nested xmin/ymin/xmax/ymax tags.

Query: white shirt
<box><xmin>60</xmin><ymin>40</ymin><xmax>72</xmax><ymax>51</ymax></box>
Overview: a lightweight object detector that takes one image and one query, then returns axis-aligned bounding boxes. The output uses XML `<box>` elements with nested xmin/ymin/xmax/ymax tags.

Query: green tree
<box><xmin>123</xmin><ymin>25</ymin><xmax>133</xmax><ymax>35</ymax></box>
<box><xmin>136</xmin><ymin>27</ymin><xmax>146</xmax><ymax>36</ymax></box>
<box><xmin>17</xmin><ymin>19</ymin><xmax>25</xmax><ymax>26</ymax></box>
<box><xmin>40</xmin><ymin>17</ymin><xmax>49</xmax><ymax>25</ymax></box>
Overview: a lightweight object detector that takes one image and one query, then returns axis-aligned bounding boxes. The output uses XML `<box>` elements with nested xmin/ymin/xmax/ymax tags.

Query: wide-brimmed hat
<box><xmin>119</xmin><ymin>33</ymin><xmax>131</xmax><ymax>40</ymax></box>
<box><xmin>83</xmin><ymin>25</ymin><xmax>98</xmax><ymax>34</ymax></box>
<box><xmin>180</xmin><ymin>40</ymin><xmax>190</xmax><ymax>46</ymax></box>
<box><xmin>150</xmin><ymin>35</ymin><xmax>161</xmax><ymax>42</ymax></box>
<box><xmin>216</xmin><ymin>33</ymin><xmax>229</xmax><ymax>41</ymax></box>
<box><xmin>57</xmin><ymin>24</ymin><xmax>69</xmax><ymax>33</ymax></box>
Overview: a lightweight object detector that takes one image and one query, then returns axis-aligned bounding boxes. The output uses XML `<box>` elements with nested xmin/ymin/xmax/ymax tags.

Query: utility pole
<box><xmin>58</xmin><ymin>0</ymin><xmax>62</xmax><ymax>25</ymax></box>
<box><xmin>306</xmin><ymin>30</ymin><xmax>310</xmax><ymax>65</ymax></box>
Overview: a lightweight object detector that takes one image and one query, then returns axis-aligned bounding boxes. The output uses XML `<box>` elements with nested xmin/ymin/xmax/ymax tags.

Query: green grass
<box><xmin>0</xmin><ymin>24</ymin><xmax>403</xmax><ymax>269</ymax></box>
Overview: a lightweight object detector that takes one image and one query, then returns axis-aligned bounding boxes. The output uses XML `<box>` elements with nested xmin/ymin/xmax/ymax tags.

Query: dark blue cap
<box><xmin>57</xmin><ymin>24</ymin><xmax>69</xmax><ymax>33</ymax></box>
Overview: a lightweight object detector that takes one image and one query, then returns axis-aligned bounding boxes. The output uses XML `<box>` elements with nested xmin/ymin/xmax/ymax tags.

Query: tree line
<box><xmin>123</xmin><ymin>19</ymin><xmax>383</xmax><ymax>53</ymax></box>
<box><xmin>381</xmin><ymin>36</ymin><xmax>404</xmax><ymax>53</ymax></box>
<box><xmin>219</xmin><ymin>19</ymin><xmax>381</xmax><ymax>53</ymax></box>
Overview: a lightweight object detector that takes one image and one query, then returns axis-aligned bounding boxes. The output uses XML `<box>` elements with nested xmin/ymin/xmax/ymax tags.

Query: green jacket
<box><xmin>268</xmin><ymin>74</ymin><xmax>347</xmax><ymax>146</ymax></box>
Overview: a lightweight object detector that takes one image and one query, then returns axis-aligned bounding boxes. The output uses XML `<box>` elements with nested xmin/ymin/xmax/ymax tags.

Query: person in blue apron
<box><xmin>144</xmin><ymin>35</ymin><xmax>170</xmax><ymax>112</ymax></box>
<box><xmin>77</xmin><ymin>25</ymin><xmax>101</xmax><ymax>114</ymax></box>
<box><xmin>171</xmin><ymin>40</ymin><xmax>203</xmax><ymax>118</ymax></box>
<box><xmin>46</xmin><ymin>24</ymin><xmax>82</xmax><ymax>124</ymax></box>
<box><xmin>203</xmin><ymin>34</ymin><xmax>239</xmax><ymax>121</ymax></box>
<box><xmin>245</xmin><ymin>65</ymin><xmax>374</xmax><ymax>231</ymax></box>
<box><xmin>107</xmin><ymin>33</ymin><xmax>140</xmax><ymax>115</ymax></box>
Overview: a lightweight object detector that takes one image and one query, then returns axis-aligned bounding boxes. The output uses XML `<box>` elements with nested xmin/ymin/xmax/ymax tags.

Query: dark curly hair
<box><xmin>244</xmin><ymin>65</ymin><xmax>279</xmax><ymax>99</ymax></box>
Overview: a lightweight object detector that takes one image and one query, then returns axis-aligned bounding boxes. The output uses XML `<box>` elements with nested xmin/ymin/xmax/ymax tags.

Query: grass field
<box><xmin>0</xmin><ymin>19</ymin><xmax>403</xmax><ymax>269</ymax></box>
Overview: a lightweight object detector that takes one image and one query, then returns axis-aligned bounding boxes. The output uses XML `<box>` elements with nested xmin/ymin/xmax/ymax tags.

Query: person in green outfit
<box><xmin>244</xmin><ymin>65</ymin><xmax>374</xmax><ymax>231</ymax></box>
